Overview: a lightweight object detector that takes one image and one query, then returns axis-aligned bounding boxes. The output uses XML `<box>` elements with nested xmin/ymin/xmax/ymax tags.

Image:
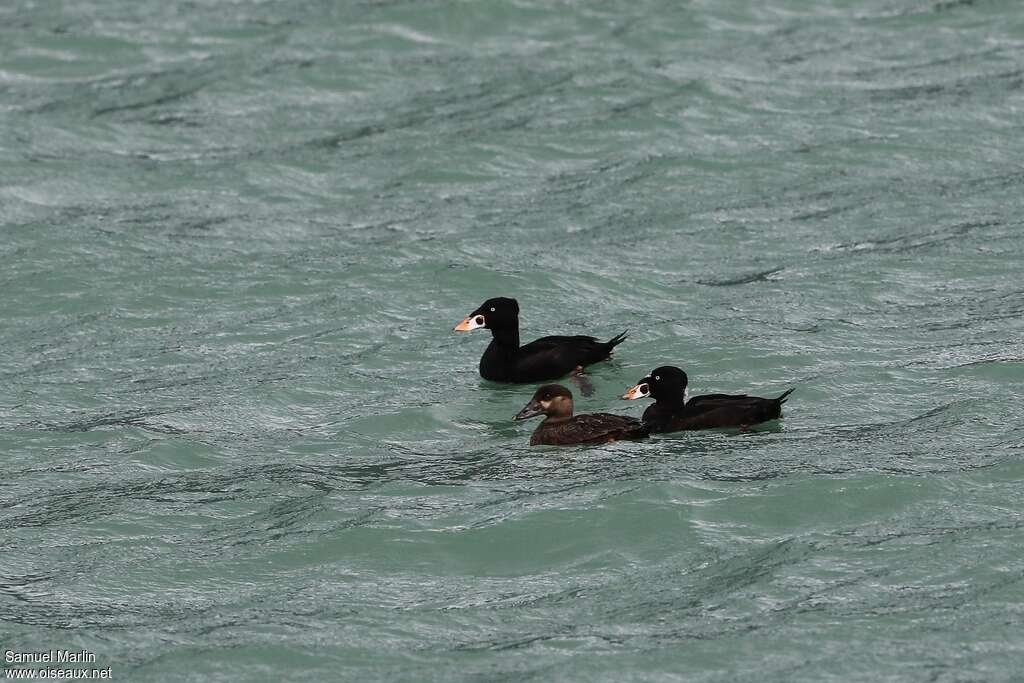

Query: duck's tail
<box><xmin>581</xmin><ymin>330</ymin><xmax>628</xmax><ymax>367</ymax></box>
<box><xmin>606</xmin><ymin>330</ymin><xmax>629</xmax><ymax>350</ymax></box>
<box><xmin>775</xmin><ymin>388</ymin><xmax>795</xmax><ymax>404</ymax></box>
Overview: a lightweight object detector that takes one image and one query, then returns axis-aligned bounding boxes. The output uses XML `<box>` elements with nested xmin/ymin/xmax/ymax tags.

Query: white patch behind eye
<box><xmin>683</xmin><ymin>388</ymin><xmax>690</xmax><ymax>404</ymax></box>
<box><xmin>461</xmin><ymin>315</ymin><xmax>486</xmax><ymax>330</ymax></box>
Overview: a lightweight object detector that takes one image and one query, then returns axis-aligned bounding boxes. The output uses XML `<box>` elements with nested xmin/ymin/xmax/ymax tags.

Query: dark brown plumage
<box><xmin>514</xmin><ymin>384</ymin><xmax>649</xmax><ymax>446</ymax></box>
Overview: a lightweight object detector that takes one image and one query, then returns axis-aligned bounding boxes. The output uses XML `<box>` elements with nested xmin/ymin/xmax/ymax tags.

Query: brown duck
<box><xmin>514</xmin><ymin>384</ymin><xmax>649</xmax><ymax>446</ymax></box>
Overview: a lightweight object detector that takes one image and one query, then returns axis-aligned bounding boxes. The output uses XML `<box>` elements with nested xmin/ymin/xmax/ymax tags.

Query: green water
<box><xmin>2</xmin><ymin>0</ymin><xmax>1023</xmax><ymax>680</ymax></box>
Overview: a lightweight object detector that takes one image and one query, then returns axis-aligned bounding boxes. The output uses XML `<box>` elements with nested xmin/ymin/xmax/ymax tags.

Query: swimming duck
<box><xmin>454</xmin><ymin>297</ymin><xmax>627</xmax><ymax>383</ymax></box>
<box><xmin>514</xmin><ymin>384</ymin><xmax>649</xmax><ymax>446</ymax></box>
<box><xmin>622</xmin><ymin>365</ymin><xmax>793</xmax><ymax>432</ymax></box>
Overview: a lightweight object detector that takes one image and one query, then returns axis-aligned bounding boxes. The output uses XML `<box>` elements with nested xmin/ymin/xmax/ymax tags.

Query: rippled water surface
<box><xmin>3</xmin><ymin>0</ymin><xmax>1024</xmax><ymax>680</ymax></box>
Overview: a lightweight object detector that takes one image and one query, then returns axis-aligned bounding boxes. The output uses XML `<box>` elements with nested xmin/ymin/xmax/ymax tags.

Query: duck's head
<box><xmin>514</xmin><ymin>384</ymin><xmax>574</xmax><ymax>421</ymax></box>
<box><xmin>622</xmin><ymin>366</ymin><xmax>688</xmax><ymax>402</ymax></box>
<box><xmin>454</xmin><ymin>296</ymin><xmax>519</xmax><ymax>332</ymax></box>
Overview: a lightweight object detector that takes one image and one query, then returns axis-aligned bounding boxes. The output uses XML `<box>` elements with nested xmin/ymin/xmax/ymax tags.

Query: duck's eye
<box><xmin>654</xmin><ymin>375</ymin><xmax>660</xmax><ymax>381</ymax></box>
<box><xmin>490</xmin><ymin>307</ymin><xmax>495</xmax><ymax>312</ymax></box>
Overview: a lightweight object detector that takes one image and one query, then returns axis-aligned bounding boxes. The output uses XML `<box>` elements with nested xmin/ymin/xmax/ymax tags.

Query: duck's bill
<box><xmin>454</xmin><ymin>314</ymin><xmax>485</xmax><ymax>332</ymax></box>
<box><xmin>621</xmin><ymin>383</ymin><xmax>650</xmax><ymax>400</ymax></box>
<box><xmin>514</xmin><ymin>400</ymin><xmax>544</xmax><ymax>421</ymax></box>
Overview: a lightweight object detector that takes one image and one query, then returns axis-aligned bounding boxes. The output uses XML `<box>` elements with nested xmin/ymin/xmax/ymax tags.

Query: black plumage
<box><xmin>454</xmin><ymin>297</ymin><xmax>626</xmax><ymax>383</ymax></box>
<box><xmin>623</xmin><ymin>366</ymin><xmax>793</xmax><ymax>432</ymax></box>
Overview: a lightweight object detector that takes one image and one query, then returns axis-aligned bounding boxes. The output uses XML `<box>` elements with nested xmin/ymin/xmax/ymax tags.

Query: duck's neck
<box><xmin>488</xmin><ymin>325</ymin><xmax>520</xmax><ymax>350</ymax></box>
<box><xmin>656</xmin><ymin>389</ymin><xmax>688</xmax><ymax>408</ymax></box>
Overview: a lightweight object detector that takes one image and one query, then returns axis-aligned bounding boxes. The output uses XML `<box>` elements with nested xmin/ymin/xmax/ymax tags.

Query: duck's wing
<box><xmin>515</xmin><ymin>332</ymin><xmax>627</xmax><ymax>381</ymax></box>
<box><xmin>663</xmin><ymin>390</ymin><xmax>794</xmax><ymax>430</ymax></box>
<box><xmin>533</xmin><ymin>413</ymin><xmax>648</xmax><ymax>445</ymax></box>
<box><xmin>688</xmin><ymin>392</ymin><xmax>752</xmax><ymax>406</ymax></box>
<box><xmin>519</xmin><ymin>333</ymin><xmax>626</xmax><ymax>359</ymax></box>
<box><xmin>567</xmin><ymin>413</ymin><xmax>649</xmax><ymax>443</ymax></box>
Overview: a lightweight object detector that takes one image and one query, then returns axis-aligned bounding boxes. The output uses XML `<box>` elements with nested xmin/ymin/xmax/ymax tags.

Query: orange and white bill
<box><xmin>621</xmin><ymin>383</ymin><xmax>650</xmax><ymax>400</ymax></box>
<box><xmin>453</xmin><ymin>314</ymin><xmax>486</xmax><ymax>332</ymax></box>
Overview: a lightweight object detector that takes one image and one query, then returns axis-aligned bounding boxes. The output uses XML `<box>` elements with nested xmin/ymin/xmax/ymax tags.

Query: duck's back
<box><xmin>531</xmin><ymin>413</ymin><xmax>649</xmax><ymax>446</ymax></box>
<box><xmin>645</xmin><ymin>391</ymin><xmax>792</xmax><ymax>432</ymax></box>
<box><xmin>515</xmin><ymin>335</ymin><xmax>617</xmax><ymax>382</ymax></box>
<box><xmin>479</xmin><ymin>333</ymin><xmax>625</xmax><ymax>383</ymax></box>
<box><xmin>479</xmin><ymin>336</ymin><xmax>585</xmax><ymax>382</ymax></box>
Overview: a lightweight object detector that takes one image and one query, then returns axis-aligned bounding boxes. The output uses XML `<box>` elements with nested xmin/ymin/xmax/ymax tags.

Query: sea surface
<box><xmin>2</xmin><ymin>1</ymin><xmax>1024</xmax><ymax>681</ymax></box>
